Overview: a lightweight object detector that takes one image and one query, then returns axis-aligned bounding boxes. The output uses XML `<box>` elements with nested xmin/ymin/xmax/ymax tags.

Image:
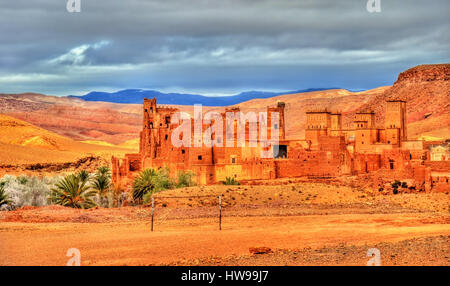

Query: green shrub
<box><xmin>0</xmin><ymin>175</ymin><xmax>57</xmax><ymax>208</ymax></box>
<box><xmin>176</xmin><ymin>170</ymin><xmax>196</xmax><ymax>188</ymax></box>
<box><xmin>221</xmin><ymin>177</ymin><xmax>240</xmax><ymax>185</ymax></box>
<box><xmin>155</xmin><ymin>167</ymin><xmax>175</xmax><ymax>190</ymax></box>
<box><xmin>391</xmin><ymin>180</ymin><xmax>401</xmax><ymax>189</ymax></box>
<box><xmin>17</xmin><ymin>175</ymin><xmax>29</xmax><ymax>185</ymax></box>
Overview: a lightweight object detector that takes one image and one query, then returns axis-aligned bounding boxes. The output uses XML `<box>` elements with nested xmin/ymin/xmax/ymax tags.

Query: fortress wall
<box><xmin>275</xmin><ymin>150</ymin><xmax>343</xmax><ymax>178</ymax></box>
<box><xmin>214</xmin><ymin>159</ymin><xmax>275</xmax><ymax>182</ymax></box>
<box><xmin>317</xmin><ymin>135</ymin><xmax>346</xmax><ymax>152</ymax></box>
<box><xmin>425</xmin><ymin>160</ymin><xmax>450</xmax><ymax>171</ymax></box>
<box><xmin>191</xmin><ymin>164</ymin><xmax>216</xmax><ymax>185</ymax></box>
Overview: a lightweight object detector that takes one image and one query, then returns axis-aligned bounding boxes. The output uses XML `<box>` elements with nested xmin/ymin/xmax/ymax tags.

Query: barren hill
<box><xmin>1</xmin><ymin>93</ymin><xmax>142</xmax><ymax>145</ymax></box>
<box><xmin>0</xmin><ymin>114</ymin><xmax>134</xmax><ymax>165</ymax></box>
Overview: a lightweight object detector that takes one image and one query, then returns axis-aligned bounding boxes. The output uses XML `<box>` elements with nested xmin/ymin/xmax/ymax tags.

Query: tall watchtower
<box><xmin>385</xmin><ymin>100</ymin><xmax>407</xmax><ymax>145</ymax></box>
<box><xmin>330</xmin><ymin>112</ymin><xmax>342</xmax><ymax>136</ymax></box>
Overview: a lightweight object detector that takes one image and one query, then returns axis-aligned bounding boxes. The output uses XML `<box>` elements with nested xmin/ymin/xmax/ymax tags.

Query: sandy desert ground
<box><xmin>1</xmin><ymin>182</ymin><xmax>448</xmax><ymax>266</ymax></box>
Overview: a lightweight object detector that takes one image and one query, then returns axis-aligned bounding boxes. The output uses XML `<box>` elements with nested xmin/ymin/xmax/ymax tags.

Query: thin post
<box><xmin>218</xmin><ymin>195</ymin><xmax>222</xmax><ymax>231</ymax></box>
<box><xmin>151</xmin><ymin>196</ymin><xmax>155</xmax><ymax>232</ymax></box>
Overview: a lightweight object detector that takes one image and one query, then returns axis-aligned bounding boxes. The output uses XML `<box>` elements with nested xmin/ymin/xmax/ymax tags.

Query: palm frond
<box><xmin>50</xmin><ymin>174</ymin><xmax>97</xmax><ymax>209</ymax></box>
<box><xmin>0</xmin><ymin>183</ymin><xmax>12</xmax><ymax>207</ymax></box>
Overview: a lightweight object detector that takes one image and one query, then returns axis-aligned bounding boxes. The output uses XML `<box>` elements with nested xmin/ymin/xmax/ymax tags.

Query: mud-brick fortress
<box><xmin>112</xmin><ymin>98</ymin><xmax>450</xmax><ymax>193</ymax></box>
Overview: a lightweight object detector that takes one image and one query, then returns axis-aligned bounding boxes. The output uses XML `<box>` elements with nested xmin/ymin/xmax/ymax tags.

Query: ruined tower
<box><xmin>142</xmin><ymin>98</ymin><xmax>178</xmax><ymax>167</ymax></box>
<box><xmin>385</xmin><ymin>100</ymin><xmax>407</xmax><ymax>145</ymax></box>
<box><xmin>267</xmin><ymin>101</ymin><xmax>286</xmax><ymax>140</ymax></box>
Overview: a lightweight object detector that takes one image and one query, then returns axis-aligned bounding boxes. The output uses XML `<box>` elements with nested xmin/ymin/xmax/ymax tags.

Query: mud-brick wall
<box><xmin>353</xmin><ymin>154</ymin><xmax>382</xmax><ymax>174</ymax></box>
<box><xmin>242</xmin><ymin>159</ymin><xmax>275</xmax><ymax>180</ymax></box>
<box><xmin>426</xmin><ymin>161</ymin><xmax>450</xmax><ymax>193</ymax></box>
<box><xmin>274</xmin><ymin>153</ymin><xmax>342</xmax><ymax>178</ymax></box>
<box><xmin>411</xmin><ymin>164</ymin><xmax>428</xmax><ymax>184</ymax></box>
<box><xmin>188</xmin><ymin>146</ymin><xmax>214</xmax><ymax>165</ymax></box>
<box><xmin>381</xmin><ymin>149</ymin><xmax>411</xmax><ymax>170</ymax></box>
<box><xmin>317</xmin><ymin>135</ymin><xmax>346</xmax><ymax>152</ymax></box>
<box><xmin>370</xmin><ymin>168</ymin><xmax>416</xmax><ymax>190</ymax></box>
<box><xmin>214</xmin><ymin>164</ymin><xmax>242</xmax><ymax>182</ymax></box>
<box><xmin>425</xmin><ymin>161</ymin><xmax>450</xmax><ymax>172</ymax></box>
<box><xmin>191</xmin><ymin>164</ymin><xmax>216</xmax><ymax>185</ymax></box>
<box><xmin>214</xmin><ymin>159</ymin><xmax>275</xmax><ymax>182</ymax></box>
<box><xmin>434</xmin><ymin>182</ymin><xmax>450</xmax><ymax>193</ymax></box>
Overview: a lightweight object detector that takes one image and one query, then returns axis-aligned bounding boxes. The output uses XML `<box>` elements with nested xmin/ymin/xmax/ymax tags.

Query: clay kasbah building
<box><xmin>112</xmin><ymin>97</ymin><xmax>450</xmax><ymax>193</ymax></box>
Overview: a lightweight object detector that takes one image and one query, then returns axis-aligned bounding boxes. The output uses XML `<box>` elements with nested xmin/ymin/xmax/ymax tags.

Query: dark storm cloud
<box><xmin>0</xmin><ymin>0</ymin><xmax>448</xmax><ymax>95</ymax></box>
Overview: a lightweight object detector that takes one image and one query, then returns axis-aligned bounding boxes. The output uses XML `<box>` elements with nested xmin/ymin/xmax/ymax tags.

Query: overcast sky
<box><xmin>0</xmin><ymin>0</ymin><xmax>448</xmax><ymax>96</ymax></box>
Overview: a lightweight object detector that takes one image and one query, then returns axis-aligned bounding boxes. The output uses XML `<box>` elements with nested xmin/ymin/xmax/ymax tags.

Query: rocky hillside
<box><xmin>356</xmin><ymin>64</ymin><xmax>449</xmax><ymax>139</ymax></box>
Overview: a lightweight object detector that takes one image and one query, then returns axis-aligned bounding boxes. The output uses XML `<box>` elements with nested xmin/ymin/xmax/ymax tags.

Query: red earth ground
<box><xmin>0</xmin><ymin>182</ymin><xmax>448</xmax><ymax>266</ymax></box>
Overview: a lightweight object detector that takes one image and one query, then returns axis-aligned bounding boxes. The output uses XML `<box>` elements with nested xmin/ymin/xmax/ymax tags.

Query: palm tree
<box><xmin>0</xmin><ymin>183</ymin><xmax>11</xmax><ymax>207</ymax></box>
<box><xmin>97</xmin><ymin>166</ymin><xmax>111</xmax><ymax>177</ymax></box>
<box><xmin>92</xmin><ymin>174</ymin><xmax>110</xmax><ymax>195</ymax></box>
<box><xmin>76</xmin><ymin>170</ymin><xmax>90</xmax><ymax>184</ymax></box>
<box><xmin>50</xmin><ymin>174</ymin><xmax>97</xmax><ymax>209</ymax></box>
<box><xmin>132</xmin><ymin>169</ymin><xmax>158</xmax><ymax>203</ymax></box>
<box><xmin>92</xmin><ymin>172</ymin><xmax>111</xmax><ymax>207</ymax></box>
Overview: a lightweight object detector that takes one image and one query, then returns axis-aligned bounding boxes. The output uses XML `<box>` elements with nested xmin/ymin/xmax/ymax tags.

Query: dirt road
<box><xmin>1</xmin><ymin>212</ymin><xmax>449</xmax><ymax>266</ymax></box>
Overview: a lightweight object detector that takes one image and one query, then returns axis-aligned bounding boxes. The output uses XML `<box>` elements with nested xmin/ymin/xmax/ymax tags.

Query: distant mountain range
<box><xmin>69</xmin><ymin>88</ymin><xmax>339</xmax><ymax>106</ymax></box>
